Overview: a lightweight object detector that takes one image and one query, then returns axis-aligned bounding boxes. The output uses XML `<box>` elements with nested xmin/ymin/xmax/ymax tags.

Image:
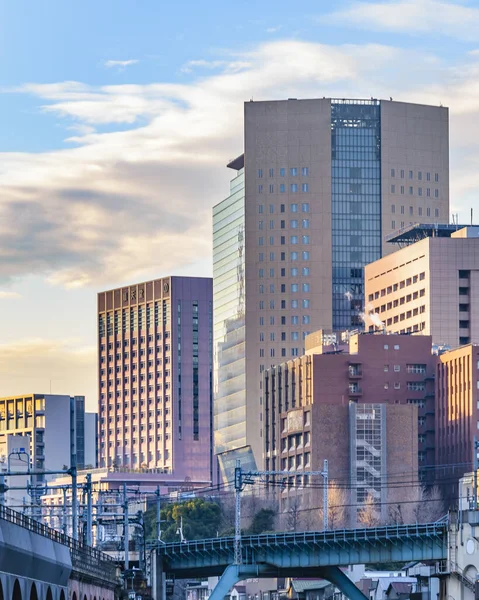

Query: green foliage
<box><xmin>144</xmin><ymin>498</ymin><xmax>222</xmax><ymax>542</ymax></box>
<box><xmin>247</xmin><ymin>508</ymin><xmax>276</xmax><ymax>534</ymax></box>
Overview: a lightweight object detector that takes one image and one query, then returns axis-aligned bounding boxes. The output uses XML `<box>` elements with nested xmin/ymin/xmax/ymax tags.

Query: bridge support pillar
<box><xmin>209</xmin><ymin>565</ymin><xmax>260</xmax><ymax>600</ymax></box>
<box><xmin>153</xmin><ymin>552</ymin><xmax>166</xmax><ymax>600</ymax></box>
<box><xmin>319</xmin><ymin>566</ymin><xmax>369</xmax><ymax>600</ymax></box>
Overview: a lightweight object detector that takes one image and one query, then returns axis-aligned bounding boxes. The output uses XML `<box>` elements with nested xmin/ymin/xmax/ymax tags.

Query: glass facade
<box><xmin>213</xmin><ymin>169</ymin><xmax>247</xmax><ymax>460</ymax></box>
<box><xmin>331</xmin><ymin>100</ymin><xmax>382</xmax><ymax>330</ymax></box>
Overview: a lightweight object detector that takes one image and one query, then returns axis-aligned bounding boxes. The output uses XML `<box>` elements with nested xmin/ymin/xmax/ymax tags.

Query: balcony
<box><xmin>349</xmin><ymin>384</ymin><xmax>363</xmax><ymax>397</ymax></box>
<box><xmin>348</xmin><ymin>365</ymin><xmax>363</xmax><ymax>379</ymax></box>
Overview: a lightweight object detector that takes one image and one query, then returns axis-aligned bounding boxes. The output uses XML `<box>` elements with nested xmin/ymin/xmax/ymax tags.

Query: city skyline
<box><xmin>2</xmin><ymin>0</ymin><xmax>479</xmax><ymax>408</ymax></box>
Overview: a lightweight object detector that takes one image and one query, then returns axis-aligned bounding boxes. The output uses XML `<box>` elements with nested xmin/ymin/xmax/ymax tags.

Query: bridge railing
<box><xmin>0</xmin><ymin>505</ymin><xmax>117</xmax><ymax>583</ymax></box>
<box><xmin>157</xmin><ymin>520</ymin><xmax>448</xmax><ymax>558</ymax></box>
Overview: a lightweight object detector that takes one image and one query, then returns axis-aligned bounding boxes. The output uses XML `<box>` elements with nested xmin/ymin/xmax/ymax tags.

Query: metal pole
<box><xmin>123</xmin><ymin>482</ymin><xmax>129</xmax><ymax>572</ymax></box>
<box><xmin>62</xmin><ymin>487</ymin><xmax>67</xmax><ymax>534</ymax></box>
<box><xmin>474</xmin><ymin>437</ymin><xmax>478</xmax><ymax>510</ymax></box>
<box><xmin>71</xmin><ymin>460</ymin><xmax>78</xmax><ymax>540</ymax></box>
<box><xmin>0</xmin><ymin>473</ymin><xmax>5</xmax><ymax>505</ymax></box>
<box><xmin>234</xmin><ymin>459</ymin><xmax>242</xmax><ymax>565</ymax></box>
<box><xmin>323</xmin><ymin>459</ymin><xmax>329</xmax><ymax>530</ymax></box>
<box><xmin>86</xmin><ymin>473</ymin><xmax>93</xmax><ymax>546</ymax></box>
<box><xmin>156</xmin><ymin>485</ymin><xmax>161</xmax><ymax>541</ymax></box>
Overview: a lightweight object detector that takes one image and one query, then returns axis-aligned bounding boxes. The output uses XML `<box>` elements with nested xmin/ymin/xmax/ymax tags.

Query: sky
<box><xmin>1</xmin><ymin>0</ymin><xmax>479</xmax><ymax>410</ymax></box>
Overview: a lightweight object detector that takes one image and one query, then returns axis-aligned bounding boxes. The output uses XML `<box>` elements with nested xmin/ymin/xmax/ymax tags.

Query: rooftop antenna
<box><xmin>472</xmin><ymin>208</ymin><xmax>474</xmax><ymax>226</ymax></box>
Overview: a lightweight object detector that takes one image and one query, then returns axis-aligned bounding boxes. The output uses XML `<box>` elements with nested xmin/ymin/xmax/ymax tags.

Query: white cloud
<box><xmin>0</xmin><ymin>339</ymin><xmax>96</xmax><ymax>409</ymax></box>
<box><xmin>3</xmin><ymin>39</ymin><xmax>479</xmax><ymax>289</ymax></box>
<box><xmin>324</xmin><ymin>0</ymin><xmax>479</xmax><ymax>40</ymax></box>
<box><xmin>104</xmin><ymin>59</ymin><xmax>139</xmax><ymax>69</ymax></box>
<box><xmin>180</xmin><ymin>59</ymin><xmax>251</xmax><ymax>74</ymax></box>
<box><xmin>0</xmin><ymin>291</ymin><xmax>22</xmax><ymax>299</ymax></box>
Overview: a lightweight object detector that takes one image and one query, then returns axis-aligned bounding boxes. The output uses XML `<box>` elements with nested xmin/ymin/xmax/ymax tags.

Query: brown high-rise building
<box><xmin>365</xmin><ymin>225</ymin><xmax>479</xmax><ymax>347</ymax></box>
<box><xmin>435</xmin><ymin>344</ymin><xmax>479</xmax><ymax>487</ymax></box>
<box><xmin>213</xmin><ymin>98</ymin><xmax>449</xmax><ymax>481</ymax></box>
<box><xmin>97</xmin><ymin>276</ymin><xmax>213</xmax><ymax>484</ymax></box>
<box><xmin>263</xmin><ymin>331</ymin><xmax>434</xmax><ymax>484</ymax></box>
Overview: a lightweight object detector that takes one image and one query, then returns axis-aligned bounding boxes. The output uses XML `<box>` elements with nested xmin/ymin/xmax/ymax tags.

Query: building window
<box><xmin>391</xmin><ymin>204</ymin><xmax>395</xmax><ymax>214</ymax></box>
<box><xmin>301</xmin><ymin>183</ymin><xmax>309</xmax><ymax>192</ymax></box>
<box><xmin>291</xmin><ymin>219</ymin><xmax>298</xmax><ymax>228</ymax></box>
<box><xmin>291</xmin><ymin>236</ymin><xmax>298</xmax><ymax>244</ymax></box>
<box><xmin>302</xmin><ymin>251</ymin><xmax>310</xmax><ymax>260</ymax></box>
<box><xmin>391</xmin><ymin>184</ymin><xmax>395</xmax><ymax>193</ymax></box>
<box><xmin>302</xmin><ymin>167</ymin><xmax>309</xmax><ymax>176</ymax></box>
<box><xmin>291</xmin><ymin>204</ymin><xmax>298</xmax><ymax>213</ymax></box>
<box><xmin>302</xmin><ymin>235</ymin><xmax>310</xmax><ymax>244</ymax></box>
<box><xmin>280</xmin><ymin>168</ymin><xmax>285</xmax><ymax>177</ymax></box>
<box><xmin>290</xmin><ymin>167</ymin><xmax>298</xmax><ymax>176</ymax></box>
<box><xmin>258</xmin><ymin>185</ymin><xmax>263</xmax><ymax>193</ymax></box>
<box><xmin>291</xmin><ymin>184</ymin><xmax>298</xmax><ymax>193</ymax></box>
<box><xmin>258</xmin><ymin>169</ymin><xmax>263</xmax><ymax>178</ymax></box>
<box><xmin>269</xmin><ymin>184</ymin><xmax>274</xmax><ymax>193</ymax></box>
<box><xmin>291</xmin><ymin>284</ymin><xmax>299</xmax><ymax>293</ymax></box>
<box><xmin>269</xmin><ymin>168</ymin><xmax>274</xmax><ymax>177</ymax></box>
<box><xmin>391</xmin><ymin>168</ymin><xmax>395</xmax><ymax>177</ymax></box>
<box><xmin>280</xmin><ymin>184</ymin><xmax>285</xmax><ymax>193</ymax></box>
<box><xmin>302</xmin><ymin>219</ymin><xmax>309</xmax><ymax>229</ymax></box>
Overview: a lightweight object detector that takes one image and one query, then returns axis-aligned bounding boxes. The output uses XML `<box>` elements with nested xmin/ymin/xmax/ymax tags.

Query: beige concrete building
<box><xmin>365</xmin><ymin>225</ymin><xmax>479</xmax><ymax>348</ymax></box>
<box><xmin>213</xmin><ymin>98</ymin><xmax>449</xmax><ymax>481</ymax></box>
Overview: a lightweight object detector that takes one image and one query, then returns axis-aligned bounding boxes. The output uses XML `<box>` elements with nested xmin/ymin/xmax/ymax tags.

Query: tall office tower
<box><xmin>213</xmin><ymin>98</ymin><xmax>449</xmax><ymax>479</ymax></box>
<box><xmin>98</xmin><ymin>276</ymin><xmax>213</xmax><ymax>483</ymax></box>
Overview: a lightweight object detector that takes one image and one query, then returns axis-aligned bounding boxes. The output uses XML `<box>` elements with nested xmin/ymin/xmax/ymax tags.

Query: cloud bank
<box><xmin>1</xmin><ymin>39</ymin><xmax>479</xmax><ymax>291</ymax></box>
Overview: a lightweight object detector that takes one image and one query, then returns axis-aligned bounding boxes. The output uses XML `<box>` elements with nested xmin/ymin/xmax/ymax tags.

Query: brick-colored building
<box><xmin>364</xmin><ymin>225</ymin><xmax>479</xmax><ymax>348</ymax></box>
<box><xmin>97</xmin><ymin>276</ymin><xmax>213</xmax><ymax>485</ymax></box>
<box><xmin>435</xmin><ymin>344</ymin><xmax>479</xmax><ymax>487</ymax></box>
<box><xmin>264</xmin><ymin>331</ymin><xmax>434</xmax><ymax>481</ymax></box>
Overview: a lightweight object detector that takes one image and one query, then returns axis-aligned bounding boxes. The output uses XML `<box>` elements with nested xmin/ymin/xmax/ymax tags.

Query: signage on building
<box><xmin>287</xmin><ymin>409</ymin><xmax>303</xmax><ymax>432</ymax></box>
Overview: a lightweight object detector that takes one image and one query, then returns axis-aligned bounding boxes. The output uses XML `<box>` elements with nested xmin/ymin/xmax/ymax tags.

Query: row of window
<box><xmin>259</xmin><ymin>267</ymin><xmax>310</xmax><ymax>278</ymax></box>
<box><xmin>258</xmin><ymin>235</ymin><xmax>311</xmax><ymax>246</ymax></box>
<box><xmin>391</xmin><ymin>212</ymin><xmax>438</xmax><ymax>228</ymax></box>
<box><xmin>258</xmin><ymin>219</ymin><xmax>310</xmax><ymax>229</ymax></box>
<box><xmin>260</xmin><ymin>348</ymin><xmax>303</xmax><ymax>358</ymax></box>
<box><xmin>259</xmin><ymin>203</ymin><xmax>310</xmax><ymax>214</ymax></box>
<box><xmin>258</xmin><ymin>167</ymin><xmax>309</xmax><ymax>178</ymax></box>
<box><xmin>280</xmin><ymin>432</ymin><xmax>311</xmax><ymax>452</ymax></box>
<box><xmin>259</xmin><ymin>251</ymin><xmax>311</xmax><ymax>261</ymax></box>
<box><xmin>392</xmin><ymin>205</ymin><xmax>439</xmax><ymax>217</ymax></box>
<box><xmin>380</xmin><ymin>306</ymin><xmax>427</xmax><ymax>325</ymax></box>
<box><xmin>259</xmin><ymin>283</ymin><xmax>311</xmax><ymax>293</ymax></box>
<box><xmin>391</xmin><ymin>169</ymin><xmax>439</xmax><ymax>182</ymax></box>
<box><xmin>369</xmin><ymin>274</ymin><xmax>426</xmax><ymax>301</ymax></box>
<box><xmin>260</xmin><ymin>329</ymin><xmax>309</xmax><ymax>342</ymax></box>
<box><xmin>390</xmin><ymin>185</ymin><xmax>439</xmax><ymax>197</ymax></box>
<box><xmin>258</xmin><ymin>299</ymin><xmax>310</xmax><ymax>312</ymax></box>
<box><xmin>259</xmin><ymin>183</ymin><xmax>309</xmax><ymax>193</ymax></box>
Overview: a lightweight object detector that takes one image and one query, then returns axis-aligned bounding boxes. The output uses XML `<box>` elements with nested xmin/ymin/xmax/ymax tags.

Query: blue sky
<box><xmin>1</xmin><ymin>0</ymin><xmax>479</xmax><ymax>407</ymax></box>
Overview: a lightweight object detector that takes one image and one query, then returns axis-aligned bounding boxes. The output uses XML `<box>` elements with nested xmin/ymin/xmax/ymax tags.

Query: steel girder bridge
<box><xmin>155</xmin><ymin>521</ymin><xmax>447</xmax><ymax>600</ymax></box>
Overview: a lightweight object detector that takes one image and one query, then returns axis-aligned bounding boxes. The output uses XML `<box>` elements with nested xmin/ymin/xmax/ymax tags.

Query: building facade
<box><xmin>97</xmin><ymin>276</ymin><xmax>213</xmax><ymax>484</ymax></box>
<box><xmin>213</xmin><ymin>98</ymin><xmax>449</xmax><ymax>478</ymax></box>
<box><xmin>435</xmin><ymin>344</ymin><xmax>479</xmax><ymax>487</ymax></box>
<box><xmin>365</xmin><ymin>225</ymin><xmax>479</xmax><ymax>347</ymax></box>
<box><xmin>0</xmin><ymin>394</ymin><xmax>89</xmax><ymax>474</ymax></box>
<box><xmin>263</xmin><ymin>331</ymin><xmax>434</xmax><ymax>483</ymax></box>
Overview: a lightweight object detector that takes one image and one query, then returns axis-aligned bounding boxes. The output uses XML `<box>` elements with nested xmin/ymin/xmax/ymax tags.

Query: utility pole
<box><xmin>322</xmin><ymin>459</ymin><xmax>329</xmax><ymax>530</ymax></box>
<box><xmin>71</xmin><ymin>456</ymin><xmax>78</xmax><ymax>541</ymax></box>
<box><xmin>123</xmin><ymin>482</ymin><xmax>129</xmax><ymax>572</ymax></box>
<box><xmin>234</xmin><ymin>459</ymin><xmax>242</xmax><ymax>566</ymax></box>
<box><xmin>86</xmin><ymin>473</ymin><xmax>93</xmax><ymax>546</ymax></box>
<box><xmin>62</xmin><ymin>487</ymin><xmax>68</xmax><ymax>534</ymax></box>
<box><xmin>233</xmin><ymin>461</ymin><xmax>331</xmax><ymax>554</ymax></box>
<box><xmin>156</xmin><ymin>485</ymin><xmax>161</xmax><ymax>542</ymax></box>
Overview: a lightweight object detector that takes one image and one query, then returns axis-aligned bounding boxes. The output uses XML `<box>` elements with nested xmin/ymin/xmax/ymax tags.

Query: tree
<box><xmin>286</xmin><ymin>497</ymin><xmax>301</xmax><ymax>532</ymax></box>
<box><xmin>144</xmin><ymin>497</ymin><xmax>222</xmax><ymax>542</ymax></box>
<box><xmin>358</xmin><ymin>493</ymin><xmax>380</xmax><ymax>527</ymax></box>
<box><xmin>319</xmin><ymin>484</ymin><xmax>349</xmax><ymax>529</ymax></box>
<box><xmin>248</xmin><ymin>508</ymin><xmax>276</xmax><ymax>534</ymax></box>
<box><xmin>388</xmin><ymin>485</ymin><xmax>444</xmax><ymax>525</ymax></box>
